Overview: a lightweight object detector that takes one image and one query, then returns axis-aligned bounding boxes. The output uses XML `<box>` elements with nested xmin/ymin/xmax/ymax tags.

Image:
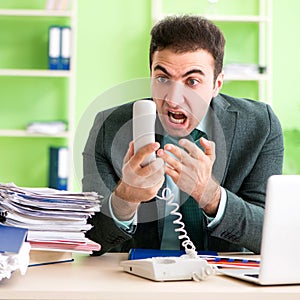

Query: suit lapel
<box><xmin>210</xmin><ymin>94</ymin><xmax>238</xmax><ymax>185</ymax></box>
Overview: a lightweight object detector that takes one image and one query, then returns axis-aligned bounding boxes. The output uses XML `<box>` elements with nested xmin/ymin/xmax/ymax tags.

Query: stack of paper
<box><xmin>0</xmin><ymin>183</ymin><xmax>102</xmax><ymax>254</ymax></box>
<box><xmin>223</xmin><ymin>63</ymin><xmax>260</xmax><ymax>76</ymax></box>
<box><xmin>0</xmin><ymin>224</ymin><xmax>30</xmax><ymax>281</ymax></box>
<box><xmin>26</xmin><ymin>121</ymin><xmax>67</xmax><ymax>135</ymax></box>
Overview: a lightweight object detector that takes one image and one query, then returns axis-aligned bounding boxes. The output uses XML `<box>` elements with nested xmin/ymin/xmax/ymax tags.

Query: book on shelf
<box><xmin>45</xmin><ymin>0</ymin><xmax>71</xmax><ymax>11</ymax></box>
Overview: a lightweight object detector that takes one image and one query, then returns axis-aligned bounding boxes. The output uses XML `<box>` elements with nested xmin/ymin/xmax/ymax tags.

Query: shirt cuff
<box><xmin>108</xmin><ymin>194</ymin><xmax>137</xmax><ymax>233</ymax></box>
<box><xmin>205</xmin><ymin>186</ymin><xmax>227</xmax><ymax>228</ymax></box>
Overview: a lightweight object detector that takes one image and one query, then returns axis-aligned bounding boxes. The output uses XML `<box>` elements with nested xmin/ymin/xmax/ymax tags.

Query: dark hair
<box><xmin>149</xmin><ymin>15</ymin><xmax>225</xmax><ymax>81</ymax></box>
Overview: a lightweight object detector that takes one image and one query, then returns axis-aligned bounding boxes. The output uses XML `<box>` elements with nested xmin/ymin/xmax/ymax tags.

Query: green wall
<box><xmin>75</xmin><ymin>0</ymin><xmax>300</xmax><ymax>180</ymax></box>
<box><xmin>0</xmin><ymin>0</ymin><xmax>299</xmax><ymax>188</ymax></box>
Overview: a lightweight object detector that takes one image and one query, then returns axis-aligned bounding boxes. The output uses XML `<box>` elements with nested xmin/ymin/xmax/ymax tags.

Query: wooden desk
<box><xmin>0</xmin><ymin>253</ymin><xmax>300</xmax><ymax>300</ymax></box>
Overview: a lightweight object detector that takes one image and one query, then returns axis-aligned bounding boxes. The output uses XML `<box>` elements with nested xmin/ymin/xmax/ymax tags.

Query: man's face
<box><xmin>151</xmin><ymin>48</ymin><xmax>223</xmax><ymax>137</ymax></box>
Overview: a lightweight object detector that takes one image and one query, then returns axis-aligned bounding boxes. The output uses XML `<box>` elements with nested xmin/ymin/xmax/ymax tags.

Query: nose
<box><xmin>164</xmin><ymin>81</ymin><xmax>185</xmax><ymax>107</ymax></box>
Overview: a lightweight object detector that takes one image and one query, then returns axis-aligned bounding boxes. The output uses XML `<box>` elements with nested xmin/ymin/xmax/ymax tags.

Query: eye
<box><xmin>156</xmin><ymin>76</ymin><xmax>169</xmax><ymax>84</ymax></box>
<box><xmin>186</xmin><ymin>78</ymin><xmax>200</xmax><ymax>87</ymax></box>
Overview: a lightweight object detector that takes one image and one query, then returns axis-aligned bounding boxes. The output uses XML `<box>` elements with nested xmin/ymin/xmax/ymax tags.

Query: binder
<box><xmin>60</xmin><ymin>26</ymin><xmax>71</xmax><ymax>70</ymax></box>
<box><xmin>48</xmin><ymin>146</ymin><xmax>68</xmax><ymax>190</ymax></box>
<box><xmin>128</xmin><ymin>248</ymin><xmax>217</xmax><ymax>260</ymax></box>
<box><xmin>0</xmin><ymin>224</ymin><xmax>28</xmax><ymax>254</ymax></box>
<box><xmin>48</xmin><ymin>26</ymin><xmax>61</xmax><ymax>70</ymax></box>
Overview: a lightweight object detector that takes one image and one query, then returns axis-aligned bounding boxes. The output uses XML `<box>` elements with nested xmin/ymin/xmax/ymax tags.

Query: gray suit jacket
<box><xmin>83</xmin><ymin>93</ymin><xmax>284</xmax><ymax>255</ymax></box>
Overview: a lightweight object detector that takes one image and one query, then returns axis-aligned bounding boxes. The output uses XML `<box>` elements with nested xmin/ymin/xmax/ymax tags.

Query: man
<box><xmin>83</xmin><ymin>15</ymin><xmax>284</xmax><ymax>255</ymax></box>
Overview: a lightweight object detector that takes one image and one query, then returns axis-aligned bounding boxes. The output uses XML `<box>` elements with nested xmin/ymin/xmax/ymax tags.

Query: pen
<box><xmin>201</xmin><ymin>255</ymin><xmax>260</xmax><ymax>268</ymax></box>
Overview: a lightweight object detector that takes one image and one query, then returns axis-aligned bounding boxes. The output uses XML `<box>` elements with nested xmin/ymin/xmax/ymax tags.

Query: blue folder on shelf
<box><xmin>48</xmin><ymin>146</ymin><xmax>68</xmax><ymax>190</ymax></box>
<box><xmin>0</xmin><ymin>224</ymin><xmax>28</xmax><ymax>254</ymax></box>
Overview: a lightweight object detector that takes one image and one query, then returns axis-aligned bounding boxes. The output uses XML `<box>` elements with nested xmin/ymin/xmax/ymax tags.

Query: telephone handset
<box><xmin>132</xmin><ymin>100</ymin><xmax>156</xmax><ymax>166</ymax></box>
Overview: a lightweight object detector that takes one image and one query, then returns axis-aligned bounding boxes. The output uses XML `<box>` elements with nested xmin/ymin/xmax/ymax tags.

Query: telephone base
<box><xmin>120</xmin><ymin>256</ymin><xmax>214</xmax><ymax>282</ymax></box>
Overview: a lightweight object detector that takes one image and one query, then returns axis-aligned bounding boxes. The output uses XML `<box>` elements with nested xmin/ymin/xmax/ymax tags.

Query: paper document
<box><xmin>0</xmin><ymin>183</ymin><xmax>102</xmax><ymax>253</ymax></box>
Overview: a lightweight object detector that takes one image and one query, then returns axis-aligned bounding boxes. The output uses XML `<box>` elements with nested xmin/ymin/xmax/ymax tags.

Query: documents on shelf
<box><xmin>0</xmin><ymin>183</ymin><xmax>102</xmax><ymax>255</ymax></box>
<box><xmin>0</xmin><ymin>224</ymin><xmax>31</xmax><ymax>281</ymax></box>
<box><xmin>26</xmin><ymin>121</ymin><xmax>67</xmax><ymax>135</ymax></box>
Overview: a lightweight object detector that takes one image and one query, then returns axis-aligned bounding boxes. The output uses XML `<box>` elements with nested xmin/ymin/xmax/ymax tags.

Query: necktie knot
<box><xmin>191</xmin><ymin>129</ymin><xmax>207</xmax><ymax>142</ymax></box>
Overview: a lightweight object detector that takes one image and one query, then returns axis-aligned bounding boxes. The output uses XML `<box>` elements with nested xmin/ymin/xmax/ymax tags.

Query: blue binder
<box><xmin>48</xmin><ymin>146</ymin><xmax>68</xmax><ymax>190</ymax></box>
<box><xmin>48</xmin><ymin>25</ymin><xmax>71</xmax><ymax>70</ymax></box>
<box><xmin>0</xmin><ymin>224</ymin><xmax>28</xmax><ymax>254</ymax></box>
<box><xmin>128</xmin><ymin>248</ymin><xmax>218</xmax><ymax>260</ymax></box>
<box><xmin>60</xmin><ymin>26</ymin><xmax>71</xmax><ymax>70</ymax></box>
<box><xmin>48</xmin><ymin>26</ymin><xmax>61</xmax><ymax>70</ymax></box>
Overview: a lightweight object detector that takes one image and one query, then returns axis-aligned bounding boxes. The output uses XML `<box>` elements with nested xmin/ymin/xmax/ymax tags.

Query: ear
<box><xmin>212</xmin><ymin>72</ymin><xmax>224</xmax><ymax>97</ymax></box>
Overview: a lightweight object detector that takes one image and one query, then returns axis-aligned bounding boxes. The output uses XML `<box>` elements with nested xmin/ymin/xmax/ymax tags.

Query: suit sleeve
<box><xmin>208</xmin><ymin>104</ymin><xmax>284</xmax><ymax>254</ymax></box>
<box><xmin>82</xmin><ymin>109</ymin><xmax>134</xmax><ymax>255</ymax></box>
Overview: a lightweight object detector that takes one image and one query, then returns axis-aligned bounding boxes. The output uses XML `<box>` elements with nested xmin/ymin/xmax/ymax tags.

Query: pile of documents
<box><xmin>26</xmin><ymin>121</ymin><xmax>67</xmax><ymax>135</ymax></box>
<box><xmin>0</xmin><ymin>183</ymin><xmax>102</xmax><ymax>254</ymax></box>
<box><xmin>223</xmin><ymin>63</ymin><xmax>261</xmax><ymax>76</ymax></box>
<box><xmin>0</xmin><ymin>224</ymin><xmax>30</xmax><ymax>281</ymax></box>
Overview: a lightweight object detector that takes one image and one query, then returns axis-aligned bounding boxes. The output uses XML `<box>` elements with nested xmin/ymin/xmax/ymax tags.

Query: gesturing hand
<box><xmin>157</xmin><ymin>137</ymin><xmax>221</xmax><ymax>215</ymax></box>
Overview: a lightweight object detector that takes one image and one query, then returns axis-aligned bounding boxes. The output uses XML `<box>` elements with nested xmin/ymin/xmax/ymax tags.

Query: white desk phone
<box><xmin>121</xmin><ymin>100</ymin><xmax>218</xmax><ymax>282</ymax></box>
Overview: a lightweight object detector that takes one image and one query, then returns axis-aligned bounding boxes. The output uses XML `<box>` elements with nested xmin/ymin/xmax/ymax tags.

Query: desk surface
<box><xmin>1</xmin><ymin>253</ymin><xmax>300</xmax><ymax>300</ymax></box>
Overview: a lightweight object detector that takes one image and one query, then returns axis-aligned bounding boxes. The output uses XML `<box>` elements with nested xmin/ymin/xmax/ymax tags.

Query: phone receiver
<box><xmin>133</xmin><ymin>100</ymin><xmax>156</xmax><ymax>166</ymax></box>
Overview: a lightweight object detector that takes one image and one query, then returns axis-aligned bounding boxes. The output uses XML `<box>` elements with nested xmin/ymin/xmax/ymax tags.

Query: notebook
<box><xmin>219</xmin><ymin>175</ymin><xmax>300</xmax><ymax>285</ymax></box>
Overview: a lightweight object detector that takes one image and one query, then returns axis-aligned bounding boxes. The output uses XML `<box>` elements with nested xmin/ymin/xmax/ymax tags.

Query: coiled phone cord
<box><xmin>157</xmin><ymin>187</ymin><xmax>219</xmax><ymax>281</ymax></box>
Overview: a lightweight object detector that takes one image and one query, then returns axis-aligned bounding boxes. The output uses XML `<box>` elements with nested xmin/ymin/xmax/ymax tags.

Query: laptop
<box><xmin>219</xmin><ymin>175</ymin><xmax>300</xmax><ymax>285</ymax></box>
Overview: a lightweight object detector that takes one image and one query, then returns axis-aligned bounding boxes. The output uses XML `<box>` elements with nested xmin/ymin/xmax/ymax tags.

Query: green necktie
<box><xmin>180</xmin><ymin>129</ymin><xmax>208</xmax><ymax>250</ymax></box>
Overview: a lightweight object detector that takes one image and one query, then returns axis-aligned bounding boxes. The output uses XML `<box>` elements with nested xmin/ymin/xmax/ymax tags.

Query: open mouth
<box><xmin>168</xmin><ymin>110</ymin><xmax>187</xmax><ymax>124</ymax></box>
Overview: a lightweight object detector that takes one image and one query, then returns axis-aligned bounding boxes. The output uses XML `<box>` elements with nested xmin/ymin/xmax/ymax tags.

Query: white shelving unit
<box><xmin>0</xmin><ymin>1</ymin><xmax>77</xmax><ymax>190</ymax></box>
<box><xmin>151</xmin><ymin>0</ymin><xmax>272</xmax><ymax>104</ymax></box>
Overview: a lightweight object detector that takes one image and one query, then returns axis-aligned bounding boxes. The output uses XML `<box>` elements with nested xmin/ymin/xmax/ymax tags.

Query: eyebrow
<box><xmin>153</xmin><ymin>65</ymin><xmax>205</xmax><ymax>77</ymax></box>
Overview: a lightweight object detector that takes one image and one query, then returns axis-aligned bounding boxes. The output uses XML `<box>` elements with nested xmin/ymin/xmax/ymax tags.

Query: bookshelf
<box><xmin>151</xmin><ymin>0</ymin><xmax>272</xmax><ymax>104</ymax></box>
<box><xmin>0</xmin><ymin>0</ymin><xmax>77</xmax><ymax>190</ymax></box>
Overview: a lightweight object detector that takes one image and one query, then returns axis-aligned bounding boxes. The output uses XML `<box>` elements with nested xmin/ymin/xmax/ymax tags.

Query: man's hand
<box><xmin>112</xmin><ymin>141</ymin><xmax>165</xmax><ymax>220</ymax></box>
<box><xmin>157</xmin><ymin>137</ymin><xmax>221</xmax><ymax>216</ymax></box>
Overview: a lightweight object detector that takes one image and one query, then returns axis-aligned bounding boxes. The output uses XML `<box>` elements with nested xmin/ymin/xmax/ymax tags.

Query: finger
<box><xmin>157</xmin><ymin>145</ymin><xmax>185</xmax><ymax>171</ymax></box>
<box><xmin>178</xmin><ymin>138</ymin><xmax>203</xmax><ymax>159</ymax></box>
<box><xmin>132</xmin><ymin>142</ymin><xmax>160</xmax><ymax>167</ymax></box>
<box><xmin>200</xmin><ymin>138</ymin><xmax>215</xmax><ymax>160</ymax></box>
<box><xmin>123</xmin><ymin>141</ymin><xmax>134</xmax><ymax>164</ymax></box>
<box><xmin>139</xmin><ymin>156</ymin><xmax>165</xmax><ymax>177</ymax></box>
<box><xmin>139</xmin><ymin>158</ymin><xmax>165</xmax><ymax>189</ymax></box>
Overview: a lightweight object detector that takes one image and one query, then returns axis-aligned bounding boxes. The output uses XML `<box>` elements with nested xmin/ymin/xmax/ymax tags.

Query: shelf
<box><xmin>0</xmin><ymin>129</ymin><xmax>69</xmax><ymax>138</ymax></box>
<box><xmin>0</xmin><ymin>1</ymin><xmax>77</xmax><ymax>190</ymax></box>
<box><xmin>0</xmin><ymin>9</ymin><xmax>73</xmax><ymax>17</ymax></box>
<box><xmin>224</xmin><ymin>73</ymin><xmax>269</xmax><ymax>81</ymax></box>
<box><xmin>0</xmin><ymin>69</ymin><xmax>71</xmax><ymax>77</ymax></box>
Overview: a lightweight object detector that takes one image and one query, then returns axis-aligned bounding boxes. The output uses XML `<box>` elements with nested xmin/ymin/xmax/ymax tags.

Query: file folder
<box><xmin>0</xmin><ymin>224</ymin><xmax>28</xmax><ymax>254</ymax></box>
<box><xmin>48</xmin><ymin>26</ymin><xmax>61</xmax><ymax>70</ymax></box>
<box><xmin>48</xmin><ymin>146</ymin><xmax>68</xmax><ymax>190</ymax></box>
<box><xmin>61</xmin><ymin>26</ymin><xmax>71</xmax><ymax>70</ymax></box>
